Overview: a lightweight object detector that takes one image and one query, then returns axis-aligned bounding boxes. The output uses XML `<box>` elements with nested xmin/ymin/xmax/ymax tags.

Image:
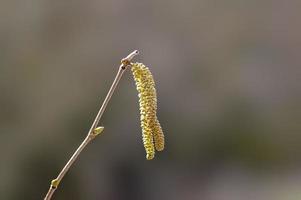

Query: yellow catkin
<box><xmin>152</xmin><ymin>118</ymin><xmax>164</xmax><ymax>151</ymax></box>
<box><xmin>131</xmin><ymin>62</ymin><xmax>165</xmax><ymax>160</ymax></box>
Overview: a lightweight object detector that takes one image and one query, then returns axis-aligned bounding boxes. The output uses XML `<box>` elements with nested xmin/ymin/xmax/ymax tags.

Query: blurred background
<box><xmin>0</xmin><ymin>0</ymin><xmax>301</xmax><ymax>199</ymax></box>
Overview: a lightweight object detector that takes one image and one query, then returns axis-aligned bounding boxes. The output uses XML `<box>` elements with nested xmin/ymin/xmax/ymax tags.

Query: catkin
<box><xmin>131</xmin><ymin>62</ymin><xmax>165</xmax><ymax>160</ymax></box>
<box><xmin>152</xmin><ymin>118</ymin><xmax>164</xmax><ymax>151</ymax></box>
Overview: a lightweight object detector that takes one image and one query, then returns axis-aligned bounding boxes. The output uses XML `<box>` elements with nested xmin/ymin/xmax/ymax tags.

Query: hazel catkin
<box><xmin>131</xmin><ymin>62</ymin><xmax>165</xmax><ymax>160</ymax></box>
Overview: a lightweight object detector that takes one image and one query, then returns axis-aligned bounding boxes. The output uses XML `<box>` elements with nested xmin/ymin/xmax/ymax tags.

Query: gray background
<box><xmin>0</xmin><ymin>0</ymin><xmax>301</xmax><ymax>199</ymax></box>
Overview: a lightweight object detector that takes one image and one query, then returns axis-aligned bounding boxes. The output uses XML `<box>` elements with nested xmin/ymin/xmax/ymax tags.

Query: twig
<box><xmin>44</xmin><ymin>50</ymin><xmax>139</xmax><ymax>200</ymax></box>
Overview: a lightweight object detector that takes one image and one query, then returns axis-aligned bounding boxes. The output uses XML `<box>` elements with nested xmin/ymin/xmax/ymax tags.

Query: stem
<box><xmin>44</xmin><ymin>50</ymin><xmax>139</xmax><ymax>200</ymax></box>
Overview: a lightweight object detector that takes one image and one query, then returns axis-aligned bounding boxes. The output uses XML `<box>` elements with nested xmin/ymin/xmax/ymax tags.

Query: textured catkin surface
<box><xmin>131</xmin><ymin>62</ymin><xmax>165</xmax><ymax>160</ymax></box>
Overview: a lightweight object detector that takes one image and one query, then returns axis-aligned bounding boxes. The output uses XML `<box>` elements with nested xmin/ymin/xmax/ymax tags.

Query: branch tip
<box><xmin>121</xmin><ymin>50</ymin><xmax>139</xmax><ymax>66</ymax></box>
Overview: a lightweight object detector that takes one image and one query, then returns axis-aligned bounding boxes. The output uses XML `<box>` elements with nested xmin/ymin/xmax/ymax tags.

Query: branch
<box><xmin>44</xmin><ymin>50</ymin><xmax>139</xmax><ymax>200</ymax></box>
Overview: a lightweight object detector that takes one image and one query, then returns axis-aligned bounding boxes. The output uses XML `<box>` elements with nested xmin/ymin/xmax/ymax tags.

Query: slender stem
<box><xmin>44</xmin><ymin>50</ymin><xmax>139</xmax><ymax>200</ymax></box>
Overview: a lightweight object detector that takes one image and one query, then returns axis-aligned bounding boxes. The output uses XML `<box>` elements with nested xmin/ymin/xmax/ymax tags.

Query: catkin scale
<box><xmin>131</xmin><ymin>63</ymin><xmax>165</xmax><ymax>160</ymax></box>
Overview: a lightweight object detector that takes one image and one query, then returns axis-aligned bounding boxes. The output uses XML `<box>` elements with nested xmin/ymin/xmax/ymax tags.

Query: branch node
<box><xmin>92</xmin><ymin>126</ymin><xmax>104</xmax><ymax>137</ymax></box>
<box><xmin>121</xmin><ymin>50</ymin><xmax>139</xmax><ymax>68</ymax></box>
<box><xmin>51</xmin><ymin>179</ymin><xmax>60</xmax><ymax>189</ymax></box>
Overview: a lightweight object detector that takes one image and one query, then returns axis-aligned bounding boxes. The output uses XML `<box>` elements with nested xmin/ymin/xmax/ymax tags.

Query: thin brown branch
<box><xmin>44</xmin><ymin>50</ymin><xmax>139</xmax><ymax>200</ymax></box>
